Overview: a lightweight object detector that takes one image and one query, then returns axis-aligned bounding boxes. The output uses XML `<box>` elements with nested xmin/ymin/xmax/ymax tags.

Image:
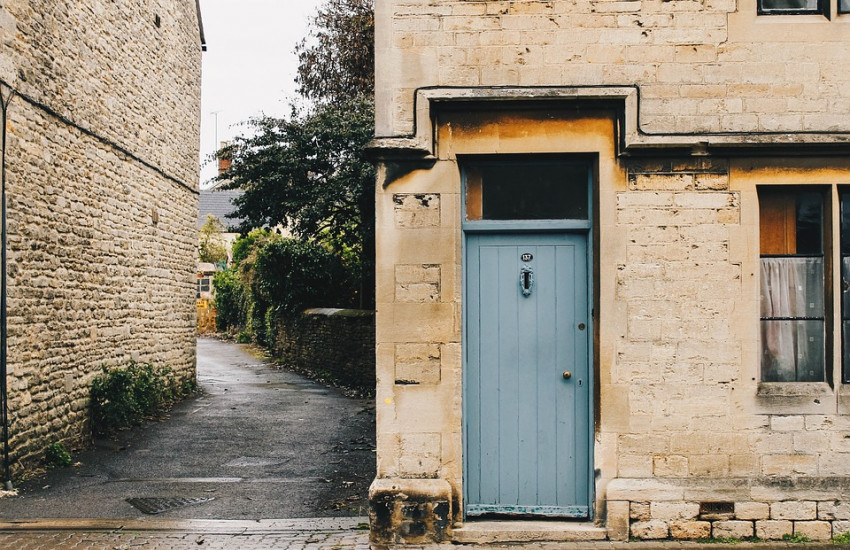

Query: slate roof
<box><xmin>198</xmin><ymin>189</ymin><xmax>245</xmax><ymax>230</ymax></box>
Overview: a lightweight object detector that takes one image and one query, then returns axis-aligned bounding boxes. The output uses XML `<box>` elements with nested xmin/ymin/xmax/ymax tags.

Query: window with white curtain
<box><xmin>758</xmin><ymin>188</ymin><xmax>826</xmax><ymax>382</ymax></box>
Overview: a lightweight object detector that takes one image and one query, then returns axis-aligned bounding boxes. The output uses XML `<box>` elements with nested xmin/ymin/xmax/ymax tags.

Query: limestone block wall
<box><xmin>621</xmin><ymin>493</ymin><xmax>850</xmax><ymax>540</ymax></box>
<box><xmin>373</xmin><ymin>101</ymin><xmax>850</xmax><ymax>542</ymax></box>
<box><xmin>375</xmin><ymin>177</ymin><xmax>464</xmax><ymax>483</ymax></box>
<box><xmin>375</xmin><ymin>0</ymin><xmax>850</xmax><ymax>138</ymax></box>
<box><xmin>0</xmin><ymin>0</ymin><xmax>201</xmax><ymax>472</ymax></box>
<box><xmin>603</xmin><ymin>158</ymin><xmax>850</xmax><ymax>540</ymax></box>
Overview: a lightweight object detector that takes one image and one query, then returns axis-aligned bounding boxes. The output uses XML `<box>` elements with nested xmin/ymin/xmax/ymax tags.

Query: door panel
<box><xmin>465</xmin><ymin>233</ymin><xmax>590</xmax><ymax>517</ymax></box>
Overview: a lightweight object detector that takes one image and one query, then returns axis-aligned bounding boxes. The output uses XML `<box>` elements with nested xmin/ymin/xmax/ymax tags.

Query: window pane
<box><xmin>796</xmin><ymin>193</ymin><xmax>822</xmax><ymax>254</ymax></box>
<box><xmin>759</xmin><ymin>0</ymin><xmax>820</xmax><ymax>12</ymax></box>
<box><xmin>761</xmin><ymin>320</ymin><xmax>824</xmax><ymax>382</ymax></box>
<box><xmin>759</xmin><ymin>189</ymin><xmax>822</xmax><ymax>255</ymax></box>
<box><xmin>841</xmin><ymin>0</ymin><xmax>850</xmax><ymax>13</ymax></box>
<box><xmin>841</xmin><ymin>193</ymin><xmax>850</xmax><ymax>255</ymax></box>
<box><xmin>760</xmin><ymin>257</ymin><xmax>824</xmax><ymax>318</ymax></box>
<box><xmin>759</xmin><ymin>187</ymin><xmax>827</xmax><ymax>384</ymax></box>
<box><xmin>466</xmin><ymin>163</ymin><xmax>588</xmax><ymax>221</ymax></box>
<box><xmin>843</xmin><ymin>256</ymin><xmax>850</xmax><ymax>318</ymax></box>
<box><xmin>844</xmin><ymin>321</ymin><xmax>850</xmax><ymax>382</ymax></box>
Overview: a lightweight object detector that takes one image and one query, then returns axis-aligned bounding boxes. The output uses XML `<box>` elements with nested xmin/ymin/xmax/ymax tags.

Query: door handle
<box><xmin>520</xmin><ymin>266</ymin><xmax>533</xmax><ymax>297</ymax></box>
<box><xmin>563</xmin><ymin>371</ymin><xmax>572</xmax><ymax>380</ymax></box>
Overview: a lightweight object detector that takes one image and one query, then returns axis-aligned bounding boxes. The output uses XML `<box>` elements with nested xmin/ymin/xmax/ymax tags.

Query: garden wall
<box><xmin>268</xmin><ymin>308</ymin><xmax>375</xmax><ymax>393</ymax></box>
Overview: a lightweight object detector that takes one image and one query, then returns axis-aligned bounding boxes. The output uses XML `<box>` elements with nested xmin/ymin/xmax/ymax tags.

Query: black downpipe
<box><xmin>0</xmin><ymin>85</ymin><xmax>14</xmax><ymax>491</ymax></box>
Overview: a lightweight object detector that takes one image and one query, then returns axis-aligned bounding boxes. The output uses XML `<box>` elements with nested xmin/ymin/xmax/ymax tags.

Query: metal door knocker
<box><xmin>520</xmin><ymin>265</ymin><xmax>534</xmax><ymax>296</ymax></box>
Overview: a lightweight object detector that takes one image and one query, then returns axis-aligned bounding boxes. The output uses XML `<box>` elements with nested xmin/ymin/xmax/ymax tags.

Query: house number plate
<box><xmin>521</xmin><ymin>253</ymin><xmax>533</xmax><ymax>262</ymax></box>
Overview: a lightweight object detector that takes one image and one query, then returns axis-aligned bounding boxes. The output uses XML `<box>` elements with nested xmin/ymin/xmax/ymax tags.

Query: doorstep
<box><xmin>452</xmin><ymin>520</ymin><xmax>608</xmax><ymax>544</ymax></box>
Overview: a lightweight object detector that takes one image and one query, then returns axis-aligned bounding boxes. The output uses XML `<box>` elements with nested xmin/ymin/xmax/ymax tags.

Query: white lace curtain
<box><xmin>760</xmin><ymin>257</ymin><xmax>824</xmax><ymax>382</ymax></box>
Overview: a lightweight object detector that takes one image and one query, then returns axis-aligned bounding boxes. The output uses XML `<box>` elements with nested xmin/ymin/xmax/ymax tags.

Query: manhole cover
<box><xmin>126</xmin><ymin>496</ymin><xmax>215</xmax><ymax>515</ymax></box>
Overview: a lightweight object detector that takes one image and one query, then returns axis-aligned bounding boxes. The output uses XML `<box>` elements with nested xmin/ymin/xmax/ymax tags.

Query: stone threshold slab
<box><xmin>452</xmin><ymin>520</ymin><xmax>608</xmax><ymax>543</ymax></box>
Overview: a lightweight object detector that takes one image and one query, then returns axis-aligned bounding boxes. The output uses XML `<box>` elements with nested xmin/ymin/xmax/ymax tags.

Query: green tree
<box><xmin>198</xmin><ymin>214</ymin><xmax>228</xmax><ymax>266</ymax></box>
<box><xmin>216</xmin><ymin>0</ymin><xmax>375</xmax><ymax>308</ymax></box>
<box><xmin>218</xmin><ymin>96</ymin><xmax>375</xmax><ymax>307</ymax></box>
<box><xmin>295</xmin><ymin>0</ymin><xmax>374</xmax><ymax>102</ymax></box>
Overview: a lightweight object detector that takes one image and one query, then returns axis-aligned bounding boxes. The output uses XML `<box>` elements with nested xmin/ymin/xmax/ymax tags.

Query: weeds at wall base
<box><xmin>43</xmin><ymin>442</ymin><xmax>73</xmax><ymax>469</ymax></box>
<box><xmin>90</xmin><ymin>362</ymin><xmax>196</xmax><ymax>436</ymax></box>
<box><xmin>833</xmin><ymin>532</ymin><xmax>850</xmax><ymax>545</ymax></box>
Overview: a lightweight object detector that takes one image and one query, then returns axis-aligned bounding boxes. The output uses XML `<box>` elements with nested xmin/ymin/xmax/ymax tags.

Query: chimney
<box><xmin>217</xmin><ymin>140</ymin><xmax>232</xmax><ymax>176</ymax></box>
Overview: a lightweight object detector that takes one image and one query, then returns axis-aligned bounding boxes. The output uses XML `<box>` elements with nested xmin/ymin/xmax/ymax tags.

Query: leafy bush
<box><xmin>231</xmin><ymin>228</ymin><xmax>277</xmax><ymax>266</ymax></box>
<box><xmin>247</xmin><ymin>298</ymin><xmax>270</xmax><ymax>346</ymax></box>
<box><xmin>90</xmin><ymin>362</ymin><xmax>193</xmax><ymax>435</ymax></box>
<box><xmin>251</xmin><ymin>238</ymin><xmax>357</xmax><ymax>315</ymax></box>
<box><xmin>213</xmin><ymin>268</ymin><xmax>247</xmax><ymax>331</ymax></box>
<box><xmin>213</xmin><ymin>232</ymin><xmax>360</xmax><ymax>343</ymax></box>
<box><xmin>198</xmin><ymin>214</ymin><xmax>228</xmax><ymax>265</ymax></box>
<box><xmin>44</xmin><ymin>442</ymin><xmax>73</xmax><ymax>468</ymax></box>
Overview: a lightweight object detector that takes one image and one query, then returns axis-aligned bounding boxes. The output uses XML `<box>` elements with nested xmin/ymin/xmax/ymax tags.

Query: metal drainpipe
<box><xmin>0</xmin><ymin>85</ymin><xmax>14</xmax><ymax>491</ymax></box>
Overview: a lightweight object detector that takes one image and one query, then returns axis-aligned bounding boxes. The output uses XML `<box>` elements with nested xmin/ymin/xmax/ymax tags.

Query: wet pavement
<box><xmin>0</xmin><ymin>337</ymin><xmax>376</xmax><ymax>520</ymax></box>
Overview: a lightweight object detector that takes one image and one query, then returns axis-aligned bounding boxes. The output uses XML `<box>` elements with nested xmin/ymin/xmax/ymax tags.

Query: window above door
<box><xmin>463</xmin><ymin>160</ymin><xmax>591</xmax><ymax>225</ymax></box>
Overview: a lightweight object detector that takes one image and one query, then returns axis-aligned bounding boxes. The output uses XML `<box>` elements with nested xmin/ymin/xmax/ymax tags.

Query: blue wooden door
<box><xmin>465</xmin><ymin>233</ymin><xmax>590</xmax><ymax>518</ymax></box>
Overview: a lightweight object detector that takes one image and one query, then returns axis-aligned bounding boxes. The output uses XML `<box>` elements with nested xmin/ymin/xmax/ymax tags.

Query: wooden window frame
<box><xmin>839</xmin><ymin>188</ymin><xmax>850</xmax><ymax>384</ymax></box>
<box><xmin>758</xmin><ymin>186</ymin><xmax>832</xmax><ymax>384</ymax></box>
<box><xmin>757</xmin><ymin>0</ymin><xmax>825</xmax><ymax>15</ymax></box>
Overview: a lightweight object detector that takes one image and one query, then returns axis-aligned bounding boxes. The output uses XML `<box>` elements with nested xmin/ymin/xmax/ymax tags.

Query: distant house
<box><xmin>198</xmin><ymin>188</ymin><xmax>244</xmax><ymax>265</ymax></box>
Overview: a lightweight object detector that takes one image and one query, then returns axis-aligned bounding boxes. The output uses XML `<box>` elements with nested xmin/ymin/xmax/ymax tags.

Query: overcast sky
<box><xmin>198</xmin><ymin>0</ymin><xmax>324</xmax><ymax>186</ymax></box>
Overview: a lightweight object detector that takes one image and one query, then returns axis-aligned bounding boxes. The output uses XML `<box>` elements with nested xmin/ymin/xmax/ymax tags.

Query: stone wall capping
<box><xmin>607</xmin><ymin>478</ymin><xmax>686</xmax><ymax>501</ymax></box>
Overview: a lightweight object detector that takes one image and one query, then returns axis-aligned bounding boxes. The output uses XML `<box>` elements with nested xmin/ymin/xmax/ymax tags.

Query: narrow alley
<box><xmin>0</xmin><ymin>338</ymin><xmax>375</xmax><ymax>520</ymax></box>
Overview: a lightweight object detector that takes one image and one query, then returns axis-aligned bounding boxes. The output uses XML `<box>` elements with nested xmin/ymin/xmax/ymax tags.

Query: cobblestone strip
<box><xmin>0</xmin><ymin>530</ymin><xmax>373</xmax><ymax>550</ymax></box>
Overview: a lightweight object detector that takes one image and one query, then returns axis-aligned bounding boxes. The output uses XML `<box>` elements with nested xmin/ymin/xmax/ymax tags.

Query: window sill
<box><xmin>757</xmin><ymin>382</ymin><xmax>833</xmax><ymax>397</ymax></box>
<box><xmin>756</xmin><ymin>382</ymin><xmax>834</xmax><ymax>414</ymax></box>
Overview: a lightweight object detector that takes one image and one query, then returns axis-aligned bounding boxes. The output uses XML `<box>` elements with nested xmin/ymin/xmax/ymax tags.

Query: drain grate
<box><xmin>126</xmin><ymin>496</ymin><xmax>215</xmax><ymax>515</ymax></box>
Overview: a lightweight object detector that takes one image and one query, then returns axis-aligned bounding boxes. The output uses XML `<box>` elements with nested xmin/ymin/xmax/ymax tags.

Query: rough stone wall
<box><xmin>0</xmin><ymin>0</ymin><xmax>201</xmax><ymax>472</ymax></box>
<box><xmin>0</xmin><ymin>0</ymin><xmax>201</xmax><ymax>184</ymax></box>
<box><xmin>611</xmin><ymin>158</ymin><xmax>745</xmax><ymax>481</ymax></box>
<box><xmin>607</xmin><ymin>478</ymin><xmax>850</xmax><ymax>540</ymax></box>
<box><xmin>268</xmin><ymin>309</ymin><xmax>376</xmax><ymax>393</ymax></box>
<box><xmin>375</xmin><ymin>0</ymin><xmax>850</xmax><ymax>137</ymax></box>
